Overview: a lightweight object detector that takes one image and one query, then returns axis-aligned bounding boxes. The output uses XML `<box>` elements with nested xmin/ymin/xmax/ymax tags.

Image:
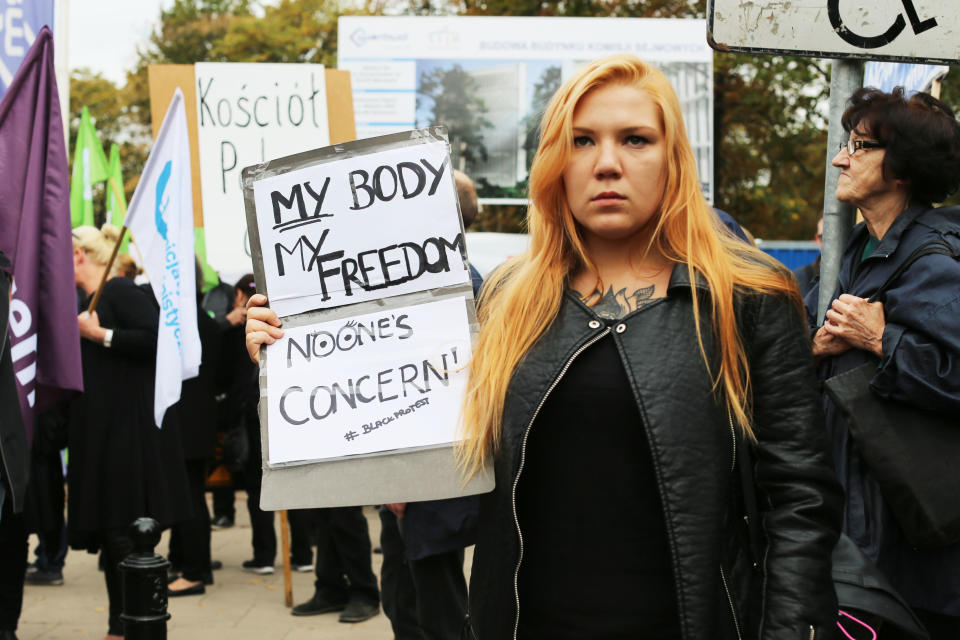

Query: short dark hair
<box><xmin>234</xmin><ymin>273</ymin><xmax>256</xmax><ymax>295</ymax></box>
<box><xmin>841</xmin><ymin>87</ymin><xmax>960</xmax><ymax>204</ymax></box>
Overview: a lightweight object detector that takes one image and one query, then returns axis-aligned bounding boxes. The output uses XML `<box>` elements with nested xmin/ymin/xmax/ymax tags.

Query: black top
<box><xmin>68</xmin><ymin>277</ymin><xmax>191</xmax><ymax>547</ymax></box>
<box><xmin>516</xmin><ymin>331</ymin><xmax>680</xmax><ymax>640</ymax></box>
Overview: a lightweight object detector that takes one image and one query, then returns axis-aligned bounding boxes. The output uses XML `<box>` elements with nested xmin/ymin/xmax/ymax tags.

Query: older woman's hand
<box><xmin>822</xmin><ymin>294</ymin><xmax>885</xmax><ymax>357</ymax></box>
<box><xmin>812</xmin><ymin>325</ymin><xmax>851</xmax><ymax>360</ymax></box>
<box><xmin>245</xmin><ymin>293</ymin><xmax>283</xmax><ymax>364</ymax></box>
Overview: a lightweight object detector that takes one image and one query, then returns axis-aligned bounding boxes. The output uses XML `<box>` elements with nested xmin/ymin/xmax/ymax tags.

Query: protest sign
<box><xmin>265</xmin><ymin>296</ymin><xmax>472</xmax><ymax>464</ymax></box>
<box><xmin>147</xmin><ymin>64</ymin><xmax>356</xmax><ymax>284</ymax></box>
<box><xmin>249</xmin><ymin>134</ymin><xmax>469</xmax><ymax>317</ymax></box>
<box><xmin>242</xmin><ymin>128</ymin><xmax>492</xmax><ymax>508</ymax></box>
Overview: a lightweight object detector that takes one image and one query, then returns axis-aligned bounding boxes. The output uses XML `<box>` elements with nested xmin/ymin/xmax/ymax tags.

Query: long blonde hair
<box><xmin>458</xmin><ymin>55</ymin><xmax>801</xmax><ymax>477</ymax></box>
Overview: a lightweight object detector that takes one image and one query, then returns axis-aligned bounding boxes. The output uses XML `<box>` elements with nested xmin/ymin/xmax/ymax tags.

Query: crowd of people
<box><xmin>2</xmin><ymin>53</ymin><xmax>960</xmax><ymax>640</ymax></box>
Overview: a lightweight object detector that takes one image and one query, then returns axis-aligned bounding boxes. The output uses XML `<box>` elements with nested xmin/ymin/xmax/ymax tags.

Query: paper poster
<box><xmin>264</xmin><ymin>296</ymin><xmax>473</xmax><ymax>464</ymax></box>
<box><xmin>194</xmin><ymin>62</ymin><xmax>329</xmax><ymax>278</ymax></box>
<box><xmin>338</xmin><ymin>15</ymin><xmax>714</xmax><ymax>203</ymax></box>
<box><xmin>250</xmin><ymin>137</ymin><xmax>469</xmax><ymax>317</ymax></box>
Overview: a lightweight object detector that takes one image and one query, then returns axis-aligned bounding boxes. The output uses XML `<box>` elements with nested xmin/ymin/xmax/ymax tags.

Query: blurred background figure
<box><xmin>793</xmin><ymin>215</ymin><xmax>823</xmax><ymax>297</ymax></box>
<box><xmin>69</xmin><ymin>225</ymin><xmax>191</xmax><ymax>640</ymax></box>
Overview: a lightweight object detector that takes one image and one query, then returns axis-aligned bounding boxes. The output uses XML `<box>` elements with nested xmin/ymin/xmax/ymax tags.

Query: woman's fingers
<box><xmin>248</xmin><ymin>305</ymin><xmax>282</xmax><ymax>328</ymax></box>
<box><xmin>244</xmin><ymin>294</ymin><xmax>283</xmax><ymax>364</ymax></box>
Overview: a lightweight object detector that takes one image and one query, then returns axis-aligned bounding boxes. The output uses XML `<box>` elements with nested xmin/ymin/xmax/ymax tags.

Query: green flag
<box><xmin>70</xmin><ymin>106</ymin><xmax>109</xmax><ymax>228</ymax></box>
<box><xmin>105</xmin><ymin>143</ymin><xmax>130</xmax><ymax>253</ymax></box>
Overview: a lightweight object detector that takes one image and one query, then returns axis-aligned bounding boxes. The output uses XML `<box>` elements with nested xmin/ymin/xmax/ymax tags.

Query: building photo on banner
<box><xmin>243</xmin><ymin>128</ymin><xmax>491</xmax><ymax>509</ymax></box>
<box><xmin>338</xmin><ymin>16</ymin><xmax>714</xmax><ymax>204</ymax></box>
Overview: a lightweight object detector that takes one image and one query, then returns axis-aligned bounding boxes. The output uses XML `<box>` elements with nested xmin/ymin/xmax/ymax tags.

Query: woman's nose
<box><xmin>831</xmin><ymin>148</ymin><xmax>849</xmax><ymax>168</ymax></box>
<box><xmin>594</xmin><ymin>141</ymin><xmax>622</xmax><ymax>177</ymax></box>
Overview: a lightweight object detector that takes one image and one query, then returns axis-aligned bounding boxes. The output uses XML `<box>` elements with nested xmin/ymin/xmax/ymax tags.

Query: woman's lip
<box><xmin>592</xmin><ymin>193</ymin><xmax>625</xmax><ymax>201</ymax></box>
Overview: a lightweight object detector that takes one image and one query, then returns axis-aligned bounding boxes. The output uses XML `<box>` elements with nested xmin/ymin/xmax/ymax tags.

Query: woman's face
<box><xmin>831</xmin><ymin>126</ymin><xmax>899</xmax><ymax>209</ymax></box>
<box><xmin>562</xmin><ymin>83</ymin><xmax>667</xmax><ymax>244</ymax></box>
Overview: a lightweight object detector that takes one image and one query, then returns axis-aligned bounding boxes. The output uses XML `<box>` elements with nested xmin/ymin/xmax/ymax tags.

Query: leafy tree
<box><xmin>714</xmin><ymin>53</ymin><xmax>830</xmax><ymax>240</ymax></box>
<box><xmin>936</xmin><ymin>71</ymin><xmax>960</xmax><ymax>207</ymax></box>
<box><xmin>418</xmin><ymin>64</ymin><xmax>494</xmax><ymax>170</ymax></box>
<box><xmin>69</xmin><ymin>69</ymin><xmax>150</xmax><ymax>226</ymax></box>
<box><xmin>75</xmin><ymin>0</ymin><xmax>854</xmax><ymax>239</ymax></box>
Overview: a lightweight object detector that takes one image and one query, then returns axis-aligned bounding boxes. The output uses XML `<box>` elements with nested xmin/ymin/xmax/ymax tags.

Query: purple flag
<box><xmin>0</xmin><ymin>27</ymin><xmax>82</xmax><ymax>441</ymax></box>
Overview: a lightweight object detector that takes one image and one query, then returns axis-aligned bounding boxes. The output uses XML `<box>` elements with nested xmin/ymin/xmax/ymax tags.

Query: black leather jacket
<box><xmin>467</xmin><ymin>266</ymin><xmax>842</xmax><ymax>640</ymax></box>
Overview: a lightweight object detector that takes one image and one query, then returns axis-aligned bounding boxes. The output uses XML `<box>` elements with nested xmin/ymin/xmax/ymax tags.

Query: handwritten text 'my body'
<box><xmin>270</xmin><ymin>156</ymin><xmax>463</xmax><ymax>302</ymax></box>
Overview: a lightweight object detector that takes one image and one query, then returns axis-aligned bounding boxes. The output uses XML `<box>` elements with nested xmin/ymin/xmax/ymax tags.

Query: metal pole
<box><xmin>817</xmin><ymin>59</ymin><xmax>863</xmax><ymax>324</ymax></box>
<box><xmin>120</xmin><ymin>518</ymin><xmax>170</xmax><ymax>640</ymax></box>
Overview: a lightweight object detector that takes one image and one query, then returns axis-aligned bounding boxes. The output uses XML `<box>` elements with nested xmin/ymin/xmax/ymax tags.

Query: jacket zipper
<box><xmin>510</xmin><ymin>326</ymin><xmax>611</xmax><ymax>640</ymax></box>
<box><xmin>727</xmin><ymin>411</ymin><xmax>736</xmax><ymax>473</ymax></box>
<box><xmin>719</xmin><ymin>564</ymin><xmax>743</xmax><ymax>640</ymax></box>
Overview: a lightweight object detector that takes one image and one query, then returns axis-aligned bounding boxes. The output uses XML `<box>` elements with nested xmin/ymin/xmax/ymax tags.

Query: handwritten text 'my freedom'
<box><xmin>269</xmin><ymin>155</ymin><xmax>464</xmax><ymax>302</ymax></box>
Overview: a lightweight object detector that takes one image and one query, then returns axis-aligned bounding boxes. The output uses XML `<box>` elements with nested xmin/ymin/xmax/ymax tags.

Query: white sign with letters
<box><xmin>250</xmin><ymin>138</ymin><xmax>468</xmax><ymax>317</ymax></box>
<box><xmin>195</xmin><ymin>63</ymin><xmax>330</xmax><ymax>279</ymax></box>
<box><xmin>708</xmin><ymin>0</ymin><xmax>960</xmax><ymax>64</ymax></box>
<box><xmin>264</xmin><ymin>296</ymin><xmax>472</xmax><ymax>464</ymax></box>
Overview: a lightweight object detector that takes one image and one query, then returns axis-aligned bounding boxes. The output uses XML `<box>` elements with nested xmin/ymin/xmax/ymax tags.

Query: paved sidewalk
<box><xmin>17</xmin><ymin>496</ymin><xmax>464</xmax><ymax>640</ymax></box>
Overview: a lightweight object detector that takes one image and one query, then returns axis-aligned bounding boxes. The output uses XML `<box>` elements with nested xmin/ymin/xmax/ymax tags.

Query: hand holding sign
<box><xmin>245</xmin><ymin>293</ymin><xmax>284</xmax><ymax>364</ymax></box>
<box><xmin>241</xmin><ymin>128</ymin><xmax>492</xmax><ymax>505</ymax></box>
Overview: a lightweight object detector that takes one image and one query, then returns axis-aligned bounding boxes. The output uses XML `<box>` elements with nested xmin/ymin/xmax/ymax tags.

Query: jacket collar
<box><xmin>667</xmin><ymin>262</ymin><xmax>710</xmax><ymax>294</ymax></box>
<box><xmin>869</xmin><ymin>202</ymin><xmax>930</xmax><ymax>259</ymax></box>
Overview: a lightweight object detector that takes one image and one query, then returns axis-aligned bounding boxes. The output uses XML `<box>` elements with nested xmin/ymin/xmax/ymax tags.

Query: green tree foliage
<box><xmin>72</xmin><ymin>0</ymin><xmax>860</xmax><ymax>239</ymax></box>
<box><xmin>935</xmin><ymin>71</ymin><xmax>960</xmax><ymax>208</ymax></box>
<box><xmin>714</xmin><ymin>54</ymin><xmax>830</xmax><ymax>240</ymax></box>
<box><xmin>68</xmin><ymin>69</ymin><xmax>150</xmax><ymax>226</ymax></box>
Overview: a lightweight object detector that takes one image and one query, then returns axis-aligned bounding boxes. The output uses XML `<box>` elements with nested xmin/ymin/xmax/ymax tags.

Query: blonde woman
<box><xmin>70</xmin><ymin>225</ymin><xmax>190</xmax><ymax>640</ymax></box>
<box><xmin>455</xmin><ymin>56</ymin><xmax>842</xmax><ymax>639</ymax></box>
<box><xmin>245</xmin><ymin>56</ymin><xmax>843</xmax><ymax>639</ymax></box>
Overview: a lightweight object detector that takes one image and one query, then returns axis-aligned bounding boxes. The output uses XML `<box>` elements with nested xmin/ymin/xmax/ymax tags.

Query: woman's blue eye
<box><xmin>573</xmin><ymin>136</ymin><xmax>593</xmax><ymax>147</ymax></box>
<box><xmin>626</xmin><ymin>135</ymin><xmax>648</xmax><ymax>146</ymax></box>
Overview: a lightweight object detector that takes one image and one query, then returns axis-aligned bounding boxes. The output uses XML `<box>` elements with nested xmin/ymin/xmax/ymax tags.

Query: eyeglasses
<box><xmin>839</xmin><ymin>138</ymin><xmax>885</xmax><ymax>156</ymax></box>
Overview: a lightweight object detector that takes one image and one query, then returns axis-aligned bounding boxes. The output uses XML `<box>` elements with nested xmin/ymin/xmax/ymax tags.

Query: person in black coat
<box><xmin>167</xmin><ymin>271</ymin><xmax>222</xmax><ymax>597</ymax></box>
<box><xmin>378</xmin><ymin>170</ymin><xmax>482</xmax><ymax>640</ymax></box>
<box><xmin>455</xmin><ymin>56</ymin><xmax>841</xmax><ymax>640</ymax></box>
<box><xmin>807</xmin><ymin>87</ymin><xmax>960</xmax><ymax>639</ymax></box>
<box><xmin>0</xmin><ymin>250</ymin><xmax>30</xmax><ymax>640</ymax></box>
<box><xmin>70</xmin><ymin>226</ymin><xmax>191</xmax><ymax>639</ymax></box>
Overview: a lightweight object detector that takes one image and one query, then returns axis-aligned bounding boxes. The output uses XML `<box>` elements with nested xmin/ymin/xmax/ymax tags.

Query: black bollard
<box><xmin>119</xmin><ymin>517</ymin><xmax>171</xmax><ymax>640</ymax></box>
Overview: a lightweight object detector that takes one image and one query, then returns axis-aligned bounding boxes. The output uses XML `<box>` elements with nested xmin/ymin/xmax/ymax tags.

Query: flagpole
<box><xmin>87</xmin><ymin>225</ymin><xmax>127</xmax><ymax>314</ymax></box>
<box><xmin>107</xmin><ymin>175</ymin><xmax>127</xmax><ymax>219</ymax></box>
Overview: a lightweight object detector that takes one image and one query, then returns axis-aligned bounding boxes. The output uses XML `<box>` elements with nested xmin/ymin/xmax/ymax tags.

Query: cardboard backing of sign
<box><xmin>242</xmin><ymin>128</ymin><xmax>493</xmax><ymax>509</ymax></box>
<box><xmin>147</xmin><ymin>64</ymin><xmax>357</xmax><ymax>230</ymax></box>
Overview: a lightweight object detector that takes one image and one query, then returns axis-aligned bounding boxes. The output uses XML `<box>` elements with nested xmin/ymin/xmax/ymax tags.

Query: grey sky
<box><xmin>68</xmin><ymin>0</ymin><xmax>171</xmax><ymax>84</ymax></box>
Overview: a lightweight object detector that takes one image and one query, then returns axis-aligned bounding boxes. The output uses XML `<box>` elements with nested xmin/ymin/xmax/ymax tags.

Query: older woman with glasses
<box><xmin>809</xmin><ymin>87</ymin><xmax>960</xmax><ymax>638</ymax></box>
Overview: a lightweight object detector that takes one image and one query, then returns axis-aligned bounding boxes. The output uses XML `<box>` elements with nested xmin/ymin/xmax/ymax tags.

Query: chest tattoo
<box><xmin>592</xmin><ymin>284</ymin><xmax>657</xmax><ymax>319</ymax></box>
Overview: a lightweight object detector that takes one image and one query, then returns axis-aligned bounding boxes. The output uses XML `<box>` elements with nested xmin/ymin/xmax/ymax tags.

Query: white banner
<box><xmin>251</xmin><ymin>138</ymin><xmax>468</xmax><ymax>317</ymax></box>
<box><xmin>338</xmin><ymin>16</ymin><xmax>714</xmax><ymax>203</ymax></box>
<box><xmin>123</xmin><ymin>88</ymin><xmax>201</xmax><ymax>427</ymax></box>
<box><xmin>265</xmin><ymin>296</ymin><xmax>473</xmax><ymax>464</ymax></box>
<box><xmin>194</xmin><ymin>63</ymin><xmax>329</xmax><ymax>280</ymax></box>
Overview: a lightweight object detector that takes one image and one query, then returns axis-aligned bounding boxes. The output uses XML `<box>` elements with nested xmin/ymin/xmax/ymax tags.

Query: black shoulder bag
<box><xmin>737</xmin><ymin>438</ymin><xmax>929</xmax><ymax>639</ymax></box>
<box><xmin>823</xmin><ymin>240</ymin><xmax>960</xmax><ymax>550</ymax></box>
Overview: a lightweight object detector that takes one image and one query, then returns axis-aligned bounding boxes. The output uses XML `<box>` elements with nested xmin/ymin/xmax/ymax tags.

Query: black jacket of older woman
<box><xmin>806</xmin><ymin>203</ymin><xmax>960</xmax><ymax>617</ymax></box>
<box><xmin>468</xmin><ymin>265</ymin><xmax>843</xmax><ymax>640</ymax></box>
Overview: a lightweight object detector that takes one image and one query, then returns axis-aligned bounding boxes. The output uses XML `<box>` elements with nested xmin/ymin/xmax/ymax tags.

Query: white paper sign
<box><xmin>251</xmin><ymin>139</ymin><xmax>469</xmax><ymax>317</ymax></box>
<box><xmin>195</xmin><ymin>63</ymin><xmax>330</xmax><ymax>280</ymax></box>
<box><xmin>265</xmin><ymin>296</ymin><xmax>473</xmax><ymax>464</ymax></box>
